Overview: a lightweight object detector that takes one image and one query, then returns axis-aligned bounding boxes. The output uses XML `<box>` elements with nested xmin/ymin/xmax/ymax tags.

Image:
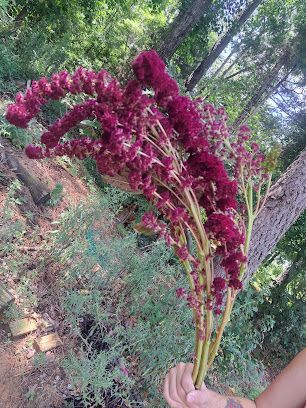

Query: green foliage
<box><xmin>25</xmin><ymin>388</ymin><xmax>36</xmax><ymax>402</ymax></box>
<box><xmin>63</xmin><ymin>349</ymin><xmax>134</xmax><ymax>407</ymax></box>
<box><xmin>0</xmin><ymin>42</ymin><xmax>21</xmax><ymax>83</ymax></box>
<box><xmin>2</xmin><ymin>302</ymin><xmax>24</xmax><ymax>321</ymax></box>
<box><xmin>2</xmin><ymin>179</ymin><xmax>23</xmax><ymax>219</ymax></box>
<box><xmin>1</xmin><ymin>0</ymin><xmax>175</xmax><ymax>85</ymax></box>
<box><xmin>254</xmin><ymin>262</ymin><xmax>283</xmax><ymax>289</ymax></box>
<box><xmin>215</xmin><ymin>285</ymin><xmax>273</xmax><ymax>397</ymax></box>
<box><xmin>83</xmin><ymin>158</ymin><xmax>107</xmax><ymax>190</ymax></box>
<box><xmin>46</xmin><ymin>189</ymin><xmax>188</xmax><ymax>406</ymax></box>
<box><xmin>0</xmin><ymin>116</ymin><xmax>32</xmax><ymax>148</ymax></box>
<box><xmin>33</xmin><ymin>352</ymin><xmax>48</xmax><ymax>369</ymax></box>
<box><xmin>0</xmin><ymin>181</ymin><xmax>40</xmax><ymax>312</ymax></box>
<box><xmin>16</xmin><ymin>272</ymin><xmax>38</xmax><ymax>308</ymax></box>
<box><xmin>257</xmin><ymin>258</ymin><xmax>306</xmax><ymax>360</ymax></box>
<box><xmin>44</xmin><ymin>187</ymin><xmax>275</xmax><ymax>406</ymax></box>
<box><xmin>48</xmin><ymin>182</ymin><xmax>64</xmax><ymax>207</ymax></box>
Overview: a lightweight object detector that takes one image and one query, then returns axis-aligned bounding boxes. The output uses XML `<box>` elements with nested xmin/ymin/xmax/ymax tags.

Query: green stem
<box><xmin>207</xmin><ymin>288</ymin><xmax>233</xmax><ymax>368</ymax></box>
<box><xmin>256</xmin><ymin>174</ymin><xmax>272</xmax><ymax>215</ymax></box>
<box><xmin>240</xmin><ymin>182</ymin><xmax>254</xmax><ymax>278</ymax></box>
<box><xmin>195</xmin><ymin>339</ymin><xmax>211</xmax><ymax>388</ymax></box>
<box><xmin>195</xmin><ymin>309</ymin><xmax>213</xmax><ymax>388</ymax></box>
<box><xmin>192</xmin><ymin>328</ymin><xmax>204</xmax><ymax>383</ymax></box>
<box><xmin>179</xmin><ymin>228</ymin><xmax>204</xmax><ymax>383</ymax></box>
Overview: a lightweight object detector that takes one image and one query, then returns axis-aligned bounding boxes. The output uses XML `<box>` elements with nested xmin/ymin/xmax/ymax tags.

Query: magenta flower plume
<box><xmin>6</xmin><ymin>49</ymin><xmax>270</xmax><ymax>388</ymax></box>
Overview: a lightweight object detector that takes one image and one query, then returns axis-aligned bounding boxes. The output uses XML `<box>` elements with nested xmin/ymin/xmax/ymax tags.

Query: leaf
<box><xmin>80</xmin><ymin>120</ymin><xmax>101</xmax><ymax>130</ymax></box>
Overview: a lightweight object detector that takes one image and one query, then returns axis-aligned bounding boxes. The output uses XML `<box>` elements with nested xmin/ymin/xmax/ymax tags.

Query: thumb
<box><xmin>186</xmin><ymin>390</ymin><xmax>207</xmax><ymax>407</ymax></box>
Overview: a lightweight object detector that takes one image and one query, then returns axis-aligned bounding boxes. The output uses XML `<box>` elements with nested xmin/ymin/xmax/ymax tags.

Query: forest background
<box><xmin>0</xmin><ymin>1</ymin><xmax>305</xmax><ymax>407</ymax></box>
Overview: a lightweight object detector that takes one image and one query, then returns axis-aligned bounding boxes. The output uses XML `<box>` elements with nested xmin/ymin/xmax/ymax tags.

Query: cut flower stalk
<box><xmin>6</xmin><ymin>50</ymin><xmax>275</xmax><ymax>387</ymax></box>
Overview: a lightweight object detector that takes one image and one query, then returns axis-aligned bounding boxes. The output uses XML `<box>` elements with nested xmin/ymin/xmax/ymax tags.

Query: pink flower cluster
<box><xmin>6</xmin><ymin>50</ymin><xmax>265</xmax><ymax>319</ymax></box>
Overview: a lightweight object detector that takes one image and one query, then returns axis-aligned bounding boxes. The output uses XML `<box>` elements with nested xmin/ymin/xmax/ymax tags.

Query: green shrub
<box><xmin>214</xmin><ymin>285</ymin><xmax>274</xmax><ymax>398</ymax></box>
<box><xmin>46</xmin><ymin>187</ymin><xmax>274</xmax><ymax>407</ymax></box>
<box><xmin>0</xmin><ymin>117</ymin><xmax>32</xmax><ymax>148</ymax></box>
<box><xmin>48</xmin><ymin>182</ymin><xmax>64</xmax><ymax>207</ymax></box>
<box><xmin>258</xmin><ymin>273</ymin><xmax>306</xmax><ymax>361</ymax></box>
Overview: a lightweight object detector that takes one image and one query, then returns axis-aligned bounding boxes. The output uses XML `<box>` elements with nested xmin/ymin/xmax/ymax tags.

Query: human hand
<box><xmin>163</xmin><ymin>363</ymin><xmax>214</xmax><ymax>408</ymax></box>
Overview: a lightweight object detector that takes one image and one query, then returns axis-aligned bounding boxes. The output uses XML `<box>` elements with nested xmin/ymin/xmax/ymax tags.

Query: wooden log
<box><xmin>9</xmin><ymin>317</ymin><xmax>37</xmax><ymax>338</ymax></box>
<box><xmin>0</xmin><ymin>284</ymin><xmax>14</xmax><ymax>311</ymax></box>
<box><xmin>33</xmin><ymin>333</ymin><xmax>62</xmax><ymax>352</ymax></box>
<box><xmin>5</xmin><ymin>154</ymin><xmax>50</xmax><ymax>205</ymax></box>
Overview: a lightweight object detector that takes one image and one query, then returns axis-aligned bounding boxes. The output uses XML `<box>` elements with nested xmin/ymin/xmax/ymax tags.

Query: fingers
<box><xmin>163</xmin><ymin>367</ymin><xmax>184</xmax><ymax>408</ymax></box>
<box><xmin>170</xmin><ymin>367</ymin><xmax>184</xmax><ymax>406</ymax></box>
<box><xmin>163</xmin><ymin>362</ymin><xmax>198</xmax><ymax>407</ymax></box>
<box><xmin>186</xmin><ymin>388</ymin><xmax>209</xmax><ymax>407</ymax></box>
<box><xmin>163</xmin><ymin>363</ymin><xmax>211</xmax><ymax>408</ymax></box>
<box><xmin>176</xmin><ymin>363</ymin><xmax>188</xmax><ymax>403</ymax></box>
<box><xmin>181</xmin><ymin>363</ymin><xmax>195</xmax><ymax>395</ymax></box>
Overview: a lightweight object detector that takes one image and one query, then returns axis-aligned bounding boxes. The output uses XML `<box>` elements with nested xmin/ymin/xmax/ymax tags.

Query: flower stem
<box><xmin>192</xmin><ymin>328</ymin><xmax>204</xmax><ymax>383</ymax></box>
<box><xmin>207</xmin><ymin>288</ymin><xmax>233</xmax><ymax>368</ymax></box>
<box><xmin>195</xmin><ymin>309</ymin><xmax>213</xmax><ymax>388</ymax></box>
<box><xmin>195</xmin><ymin>338</ymin><xmax>211</xmax><ymax>389</ymax></box>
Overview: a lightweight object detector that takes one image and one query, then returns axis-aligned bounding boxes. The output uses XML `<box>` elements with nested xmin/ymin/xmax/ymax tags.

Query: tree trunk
<box><xmin>13</xmin><ymin>6</ymin><xmax>27</xmax><ymax>30</ymax></box>
<box><xmin>219</xmin><ymin>43</ymin><xmax>252</xmax><ymax>79</ymax></box>
<box><xmin>233</xmin><ymin>60</ymin><xmax>294</xmax><ymax>130</ymax></box>
<box><xmin>5</xmin><ymin>154</ymin><xmax>50</xmax><ymax>205</ymax></box>
<box><xmin>157</xmin><ymin>0</ymin><xmax>213</xmax><ymax>61</ymax></box>
<box><xmin>185</xmin><ymin>0</ymin><xmax>264</xmax><ymax>91</ymax></box>
<box><xmin>223</xmin><ymin>65</ymin><xmax>252</xmax><ymax>80</ymax></box>
<box><xmin>213</xmin><ymin>46</ymin><xmax>238</xmax><ymax>78</ymax></box>
<box><xmin>245</xmin><ymin>148</ymin><xmax>306</xmax><ymax>281</ymax></box>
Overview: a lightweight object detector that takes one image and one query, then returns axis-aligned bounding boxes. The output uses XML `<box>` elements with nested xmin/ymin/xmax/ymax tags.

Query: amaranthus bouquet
<box><xmin>6</xmin><ymin>51</ymin><xmax>272</xmax><ymax>388</ymax></box>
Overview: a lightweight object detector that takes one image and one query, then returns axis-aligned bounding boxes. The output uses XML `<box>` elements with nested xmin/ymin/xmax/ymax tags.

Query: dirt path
<box><xmin>0</xmin><ymin>346</ymin><xmax>24</xmax><ymax>408</ymax></box>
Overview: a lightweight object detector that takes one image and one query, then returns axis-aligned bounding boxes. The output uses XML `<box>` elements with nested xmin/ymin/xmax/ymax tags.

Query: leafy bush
<box><xmin>1</xmin><ymin>0</ymin><xmax>174</xmax><ymax>85</ymax></box>
<box><xmin>258</xmin><ymin>270</ymin><xmax>306</xmax><ymax>361</ymax></box>
<box><xmin>0</xmin><ymin>117</ymin><xmax>32</xmax><ymax>148</ymax></box>
<box><xmin>48</xmin><ymin>182</ymin><xmax>64</xmax><ymax>207</ymax></box>
<box><xmin>0</xmin><ymin>180</ymin><xmax>287</xmax><ymax>406</ymax></box>
<box><xmin>214</xmin><ymin>285</ymin><xmax>274</xmax><ymax>398</ymax></box>
<box><xmin>43</xmin><ymin>187</ymin><xmax>272</xmax><ymax>407</ymax></box>
<box><xmin>0</xmin><ymin>43</ymin><xmax>21</xmax><ymax>82</ymax></box>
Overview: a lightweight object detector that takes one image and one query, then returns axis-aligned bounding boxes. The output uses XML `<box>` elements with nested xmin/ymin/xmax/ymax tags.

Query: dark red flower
<box><xmin>229</xmin><ymin>278</ymin><xmax>243</xmax><ymax>290</ymax></box>
<box><xmin>176</xmin><ymin>287</ymin><xmax>186</xmax><ymax>298</ymax></box>
<box><xmin>176</xmin><ymin>245</ymin><xmax>189</xmax><ymax>261</ymax></box>
<box><xmin>213</xmin><ymin>277</ymin><xmax>226</xmax><ymax>292</ymax></box>
<box><xmin>25</xmin><ymin>145</ymin><xmax>44</xmax><ymax>159</ymax></box>
<box><xmin>132</xmin><ymin>50</ymin><xmax>165</xmax><ymax>88</ymax></box>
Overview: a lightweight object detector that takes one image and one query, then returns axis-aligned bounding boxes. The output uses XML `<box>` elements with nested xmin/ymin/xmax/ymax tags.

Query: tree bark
<box><xmin>157</xmin><ymin>0</ymin><xmax>213</xmax><ymax>61</ymax></box>
<box><xmin>5</xmin><ymin>154</ymin><xmax>50</xmax><ymax>205</ymax></box>
<box><xmin>213</xmin><ymin>46</ymin><xmax>238</xmax><ymax>78</ymax></box>
<box><xmin>233</xmin><ymin>67</ymin><xmax>293</xmax><ymax>131</ymax></box>
<box><xmin>219</xmin><ymin>42</ymin><xmax>252</xmax><ymax>79</ymax></box>
<box><xmin>233</xmin><ymin>48</ymin><xmax>295</xmax><ymax>130</ymax></box>
<box><xmin>13</xmin><ymin>6</ymin><xmax>27</xmax><ymax>30</ymax></box>
<box><xmin>185</xmin><ymin>0</ymin><xmax>264</xmax><ymax>91</ymax></box>
<box><xmin>245</xmin><ymin>148</ymin><xmax>306</xmax><ymax>281</ymax></box>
